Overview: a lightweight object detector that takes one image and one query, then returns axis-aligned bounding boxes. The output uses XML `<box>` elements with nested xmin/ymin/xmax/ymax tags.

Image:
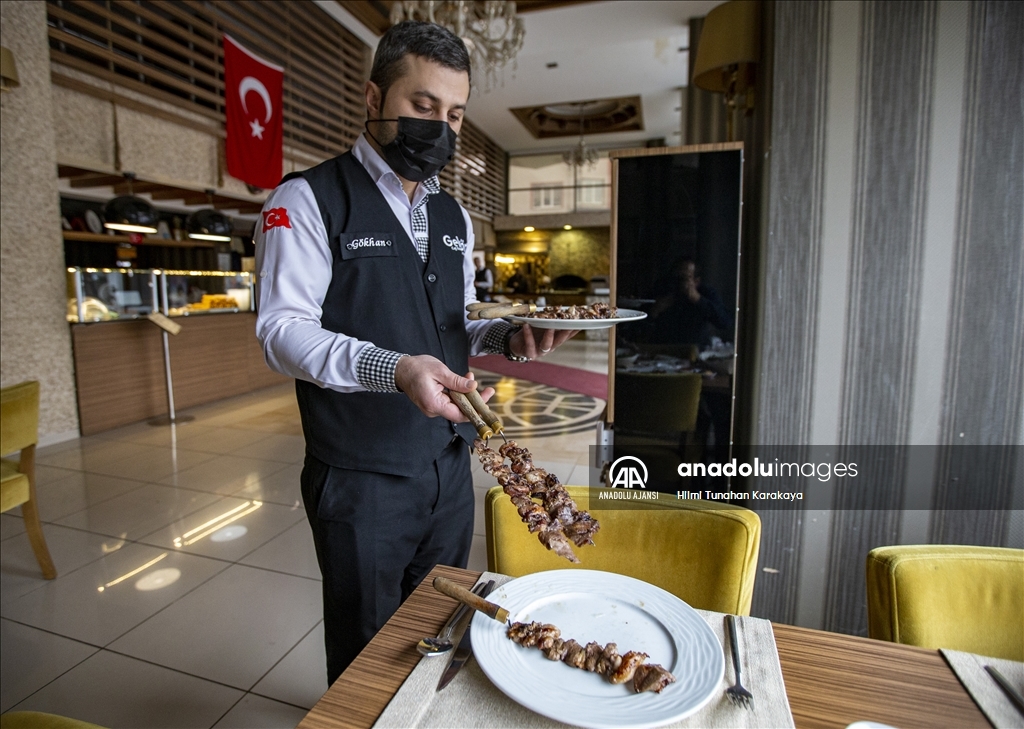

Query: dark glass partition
<box><xmin>610</xmin><ymin>147</ymin><xmax>743</xmax><ymax>491</ymax></box>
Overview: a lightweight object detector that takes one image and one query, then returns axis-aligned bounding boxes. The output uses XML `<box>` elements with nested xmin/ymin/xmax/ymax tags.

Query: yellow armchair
<box><xmin>0</xmin><ymin>712</ymin><xmax>107</xmax><ymax>729</ymax></box>
<box><xmin>866</xmin><ymin>545</ymin><xmax>1024</xmax><ymax>661</ymax></box>
<box><xmin>486</xmin><ymin>486</ymin><xmax>761</xmax><ymax>615</ymax></box>
<box><xmin>1</xmin><ymin>381</ymin><xmax>56</xmax><ymax>579</ymax></box>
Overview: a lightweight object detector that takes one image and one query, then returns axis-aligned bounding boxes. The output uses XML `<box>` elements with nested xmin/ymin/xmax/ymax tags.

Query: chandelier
<box><xmin>562</xmin><ymin>105</ymin><xmax>599</xmax><ymax>169</ymax></box>
<box><xmin>389</xmin><ymin>1</ymin><xmax>525</xmax><ymax>90</ymax></box>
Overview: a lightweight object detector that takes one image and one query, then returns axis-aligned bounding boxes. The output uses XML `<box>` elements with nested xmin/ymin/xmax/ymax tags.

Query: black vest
<box><xmin>284</xmin><ymin>152</ymin><xmax>474</xmax><ymax>477</ymax></box>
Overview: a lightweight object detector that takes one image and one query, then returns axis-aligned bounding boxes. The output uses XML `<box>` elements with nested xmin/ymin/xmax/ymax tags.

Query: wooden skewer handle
<box><xmin>433</xmin><ymin>576</ymin><xmax>510</xmax><ymax>623</ymax></box>
<box><xmin>448</xmin><ymin>391</ymin><xmax>493</xmax><ymax>440</ymax></box>
<box><xmin>464</xmin><ymin>387</ymin><xmax>502</xmax><ymax>433</ymax></box>
<box><xmin>477</xmin><ymin>303</ymin><xmax>536</xmax><ymax>320</ymax></box>
<box><xmin>466</xmin><ymin>301</ymin><xmax>500</xmax><ymax>312</ymax></box>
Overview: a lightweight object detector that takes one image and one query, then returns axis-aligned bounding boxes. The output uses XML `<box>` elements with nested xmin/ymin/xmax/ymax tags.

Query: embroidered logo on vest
<box><xmin>443</xmin><ymin>234</ymin><xmax>467</xmax><ymax>252</ymax></box>
<box><xmin>346</xmin><ymin>236</ymin><xmax>393</xmax><ymax>251</ymax></box>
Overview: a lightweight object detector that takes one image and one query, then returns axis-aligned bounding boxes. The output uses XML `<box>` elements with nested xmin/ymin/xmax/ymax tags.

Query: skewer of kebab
<box><xmin>431</xmin><ymin>578</ymin><xmax>675</xmax><ymax>695</ymax></box>
<box><xmin>507</xmin><ymin>621</ymin><xmax>676</xmax><ymax>694</ymax></box>
<box><xmin>474</xmin><ymin>438</ymin><xmax>600</xmax><ymax>563</ymax></box>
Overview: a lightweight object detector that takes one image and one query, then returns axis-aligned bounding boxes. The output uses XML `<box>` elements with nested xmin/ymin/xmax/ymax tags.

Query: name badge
<box><xmin>442</xmin><ymin>234</ymin><xmax>467</xmax><ymax>253</ymax></box>
<box><xmin>339</xmin><ymin>233</ymin><xmax>398</xmax><ymax>260</ymax></box>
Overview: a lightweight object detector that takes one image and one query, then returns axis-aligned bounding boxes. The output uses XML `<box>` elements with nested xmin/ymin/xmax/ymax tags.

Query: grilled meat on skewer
<box><xmin>474</xmin><ymin>439</ymin><xmax>599</xmax><ymax>562</ymax></box>
<box><xmin>506</xmin><ymin>621</ymin><xmax>676</xmax><ymax>694</ymax></box>
<box><xmin>526</xmin><ymin>303</ymin><xmax>619</xmax><ymax>320</ymax></box>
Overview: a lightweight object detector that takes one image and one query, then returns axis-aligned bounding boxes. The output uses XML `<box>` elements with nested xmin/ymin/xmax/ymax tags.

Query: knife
<box><xmin>437</xmin><ymin>579</ymin><xmax>495</xmax><ymax>691</ymax></box>
<box><xmin>985</xmin><ymin>665</ymin><xmax>1024</xmax><ymax>716</ymax></box>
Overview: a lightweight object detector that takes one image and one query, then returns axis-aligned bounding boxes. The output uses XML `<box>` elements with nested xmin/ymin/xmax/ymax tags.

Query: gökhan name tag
<box><xmin>339</xmin><ymin>232</ymin><xmax>398</xmax><ymax>259</ymax></box>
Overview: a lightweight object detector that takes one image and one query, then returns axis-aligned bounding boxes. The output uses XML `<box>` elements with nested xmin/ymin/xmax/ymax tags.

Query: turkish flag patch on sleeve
<box><xmin>262</xmin><ymin>208</ymin><xmax>292</xmax><ymax>233</ymax></box>
<box><xmin>224</xmin><ymin>35</ymin><xmax>284</xmax><ymax>190</ymax></box>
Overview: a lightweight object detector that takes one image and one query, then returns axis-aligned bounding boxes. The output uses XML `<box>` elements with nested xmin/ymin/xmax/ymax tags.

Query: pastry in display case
<box><xmin>66</xmin><ymin>268</ymin><xmax>254</xmax><ymax>322</ymax></box>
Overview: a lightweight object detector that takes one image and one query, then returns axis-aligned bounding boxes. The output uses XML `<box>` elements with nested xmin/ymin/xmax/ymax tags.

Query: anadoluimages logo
<box><xmin>607</xmin><ymin>455</ymin><xmax>648</xmax><ymax>489</ymax></box>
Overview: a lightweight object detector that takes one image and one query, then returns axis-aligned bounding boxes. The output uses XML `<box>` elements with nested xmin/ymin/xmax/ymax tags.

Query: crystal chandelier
<box><xmin>389</xmin><ymin>1</ymin><xmax>525</xmax><ymax>90</ymax></box>
<box><xmin>563</xmin><ymin>105</ymin><xmax>599</xmax><ymax>169</ymax></box>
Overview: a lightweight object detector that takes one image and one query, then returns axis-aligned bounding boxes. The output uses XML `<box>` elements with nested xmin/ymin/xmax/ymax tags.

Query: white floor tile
<box><xmin>108</xmin><ymin>564</ymin><xmax>322</xmax><ymax>690</ymax></box>
<box><xmin>1</xmin><ymin>523</ymin><xmax>118</xmax><ymax>605</ymax></box>
<box><xmin>34</xmin><ymin>471</ymin><xmax>147</xmax><ymax>522</ymax></box>
<box><xmin>0</xmin><ymin>618</ymin><xmax>98</xmax><ymax>712</ymax></box>
<box><xmin>138</xmin><ymin>497</ymin><xmax>306</xmax><ymax>563</ymax></box>
<box><xmin>250</xmin><ymin>622</ymin><xmax>327</xmax><ymax>711</ymax></box>
<box><xmin>55</xmin><ymin>484</ymin><xmax>223</xmax><ymax>540</ymax></box>
<box><xmin>1</xmin><ymin>544</ymin><xmax>229</xmax><ymax>646</ymax></box>
<box><xmin>212</xmin><ymin>693</ymin><xmax>308</xmax><ymax>728</ymax></box>
<box><xmin>158</xmin><ymin>455</ymin><xmax>292</xmax><ymax>496</ymax></box>
<box><xmin>152</xmin><ymin>425</ymin><xmax>257</xmax><ymax>454</ymax></box>
<box><xmin>240</xmin><ymin>520</ymin><xmax>320</xmax><ymax>580</ymax></box>
<box><xmin>9</xmin><ymin>649</ymin><xmax>243</xmax><ymax>728</ymax></box>
<box><xmin>86</xmin><ymin>446</ymin><xmax>218</xmax><ymax>483</ymax></box>
<box><xmin>228</xmin><ymin>434</ymin><xmax>306</xmax><ymax>464</ymax></box>
<box><xmin>1</xmin><ymin>513</ymin><xmax>26</xmax><ymax>541</ymax></box>
<box><xmin>467</xmin><ymin>533</ymin><xmax>488</xmax><ymax>573</ymax></box>
<box><xmin>231</xmin><ymin>464</ymin><xmax>303</xmax><ymax>508</ymax></box>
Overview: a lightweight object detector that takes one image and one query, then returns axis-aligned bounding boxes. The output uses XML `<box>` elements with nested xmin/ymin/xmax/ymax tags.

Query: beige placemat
<box><xmin>941</xmin><ymin>649</ymin><xmax>1024</xmax><ymax>729</ymax></box>
<box><xmin>374</xmin><ymin>572</ymin><xmax>794</xmax><ymax>729</ymax></box>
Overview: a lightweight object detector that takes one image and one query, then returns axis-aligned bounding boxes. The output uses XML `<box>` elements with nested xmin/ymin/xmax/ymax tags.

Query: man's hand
<box><xmin>394</xmin><ymin>355</ymin><xmax>495</xmax><ymax>421</ymax></box>
<box><xmin>509</xmin><ymin>323</ymin><xmax>578</xmax><ymax>360</ymax></box>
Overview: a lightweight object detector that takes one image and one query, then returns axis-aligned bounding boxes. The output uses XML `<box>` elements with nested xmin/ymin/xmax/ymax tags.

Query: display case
<box><xmin>66</xmin><ymin>268</ymin><xmax>254</xmax><ymax>322</ymax></box>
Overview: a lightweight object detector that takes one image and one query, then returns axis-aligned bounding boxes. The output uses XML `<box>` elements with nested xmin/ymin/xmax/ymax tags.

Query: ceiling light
<box><xmin>103</xmin><ymin>173</ymin><xmax>159</xmax><ymax>235</ymax></box>
<box><xmin>523</xmin><ymin>226</ymin><xmax>535</xmax><ymax>232</ymax></box>
<box><xmin>186</xmin><ymin>207</ymin><xmax>233</xmax><ymax>243</ymax></box>
<box><xmin>495</xmin><ymin>254</ymin><xmax>516</xmax><ymax>264</ymax></box>
<box><xmin>563</xmin><ymin>225</ymin><xmax>572</xmax><ymax>230</ymax></box>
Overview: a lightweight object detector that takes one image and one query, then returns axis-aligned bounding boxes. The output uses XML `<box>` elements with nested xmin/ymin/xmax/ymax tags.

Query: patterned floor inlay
<box><xmin>474</xmin><ymin>374</ymin><xmax>605</xmax><ymax>438</ymax></box>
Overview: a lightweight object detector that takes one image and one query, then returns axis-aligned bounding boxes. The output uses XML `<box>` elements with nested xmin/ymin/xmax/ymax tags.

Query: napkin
<box><xmin>374</xmin><ymin>572</ymin><xmax>794</xmax><ymax>729</ymax></box>
<box><xmin>941</xmin><ymin>649</ymin><xmax>1024</xmax><ymax>729</ymax></box>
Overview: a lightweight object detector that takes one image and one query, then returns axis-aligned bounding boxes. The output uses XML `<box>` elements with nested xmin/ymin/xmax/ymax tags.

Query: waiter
<box><xmin>255</xmin><ymin>21</ymin><xmax>575</xmax><ymax>685</ymax></box>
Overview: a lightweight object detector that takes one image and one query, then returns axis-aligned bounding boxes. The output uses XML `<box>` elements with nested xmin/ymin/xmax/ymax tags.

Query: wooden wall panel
<box><xmin>72</xmin><ymin>313</ymin><xmax>288</xmax><ymax>435</ymax></box>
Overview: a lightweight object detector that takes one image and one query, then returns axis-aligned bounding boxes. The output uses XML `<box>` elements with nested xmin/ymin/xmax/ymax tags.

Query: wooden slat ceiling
<box><xmin>58</xmin><ymin>164</ymin><xmax>266</xmax><ymax>215</ymax></box>
<box><xmin>338</xmin><ymin>1</ymin><xmax>600</xmax><ymax>36</ymax></box>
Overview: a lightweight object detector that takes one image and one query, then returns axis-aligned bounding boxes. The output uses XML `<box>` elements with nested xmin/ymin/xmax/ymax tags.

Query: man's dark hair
<box><xmin>370</xmin><ymin>21</ymin><xmax>471</xmax><ymax>110</ymax></box>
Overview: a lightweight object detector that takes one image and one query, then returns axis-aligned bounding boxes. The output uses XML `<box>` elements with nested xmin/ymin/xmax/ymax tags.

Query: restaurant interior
<box><xmin>1</xmin><ymin>1</ymin><xmax>1022</xmax><ymax>728</ymax></box>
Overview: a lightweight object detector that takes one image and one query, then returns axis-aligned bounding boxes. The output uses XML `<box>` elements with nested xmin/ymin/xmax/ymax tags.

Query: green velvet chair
<box><xmin>1</xmin><ymin>381</ymin><xmax>56</xmax><ymax>579</ymax></box>
<box><xmin>866</xmin><ymin>545</ymin><xmax>1024</xmax><ymax>661</ymax></box>
<box><xmin>486</xmin><ymin>486</ymin><xmax>761</xmax><ymax>615</ymax></box>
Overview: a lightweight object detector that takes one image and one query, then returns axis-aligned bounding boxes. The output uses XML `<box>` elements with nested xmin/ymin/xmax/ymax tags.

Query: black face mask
<box><xmin>365</xmin><ymin>116</ymin><xmax>457</xmax><ymax>182</ymax></box>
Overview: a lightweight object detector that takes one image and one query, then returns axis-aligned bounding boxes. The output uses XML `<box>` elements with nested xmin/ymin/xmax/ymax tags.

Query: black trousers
<box><xmin>300</xmin><ymin>438</ymin><xmax>474</xmax><ymax>685</ymax></box>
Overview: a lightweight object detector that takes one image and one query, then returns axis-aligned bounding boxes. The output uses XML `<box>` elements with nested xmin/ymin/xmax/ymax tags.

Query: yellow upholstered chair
<box><xmin>866</xmin><ymin>545</ymin><xmax>1024</xmax><ymax>661</ymax></box>
<box><xmin>486</xmin><ymin>486</ymin><xmax>760</xmax><ymax>615</ymax></box>
<box><xmin>1</xmin><ymin>381</ymin><xmax>56</xmax><ymax>579</ymax></box>
<box><xmin>0</xmin><ymin>712</ymin><xmax>107</xmax><ymax>729</ymax></box>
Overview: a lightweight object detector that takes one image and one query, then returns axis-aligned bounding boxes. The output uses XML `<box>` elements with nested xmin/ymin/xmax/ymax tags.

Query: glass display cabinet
<box><xmin>66</xmin><ymin>268</ymin><xmax>254</xmax><ymax>322</ymax></box>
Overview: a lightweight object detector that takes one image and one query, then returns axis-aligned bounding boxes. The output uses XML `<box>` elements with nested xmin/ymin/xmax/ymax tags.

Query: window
<box><xmin>577</xmin><ymin>179</ymin><xmax>607</xmax><ymax>208</ymax></box>
<box><xmin>531</xmin><ymin>185</ymin><xmax>564</xmax><ymax>210</ymax></box>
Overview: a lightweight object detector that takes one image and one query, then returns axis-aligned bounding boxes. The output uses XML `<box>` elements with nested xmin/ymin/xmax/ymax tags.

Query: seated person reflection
<box><xmin>648</xmin><ymin>258</ymin><xmax>732</xmax><ymax>346</ymax></box>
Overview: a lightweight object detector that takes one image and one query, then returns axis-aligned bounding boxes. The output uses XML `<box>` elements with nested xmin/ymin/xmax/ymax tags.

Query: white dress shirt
<box><xmin>255</xmin><ymin>133</ymin><xmax>508</xmax><ymax>393</ymax></box>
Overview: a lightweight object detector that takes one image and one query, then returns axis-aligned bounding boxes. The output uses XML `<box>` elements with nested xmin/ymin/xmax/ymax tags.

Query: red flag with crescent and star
<box><xmin>224</xmin><ymin>35</ymin><xmax>284</xmax><ymax>189</ymax></box>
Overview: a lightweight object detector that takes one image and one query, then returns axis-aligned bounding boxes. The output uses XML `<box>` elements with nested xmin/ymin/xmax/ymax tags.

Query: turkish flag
<box><xmin>224</xmin><ymin>35</ymin><xmax>284</xmax><ymax>189</ymax></box>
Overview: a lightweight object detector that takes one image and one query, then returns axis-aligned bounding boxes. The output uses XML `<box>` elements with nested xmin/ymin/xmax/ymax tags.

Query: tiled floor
<box><xmin>0</xmin><ymin>340</ymin><xmax>606</xmax><ymax>727</ymax></box>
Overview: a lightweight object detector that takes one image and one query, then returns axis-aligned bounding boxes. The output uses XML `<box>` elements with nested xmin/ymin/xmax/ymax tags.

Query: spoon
<box><xmin>417</xmin><ymin>581</ymin><xmax>491</xmax><ymax>656</ymax></box>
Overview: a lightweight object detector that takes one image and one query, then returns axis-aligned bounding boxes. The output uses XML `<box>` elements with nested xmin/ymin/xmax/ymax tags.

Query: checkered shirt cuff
<box><xmin>482</xmin><ymin>321</ymin><xmax>516</xmax><ymax>355</ymax></box>
<box><xmin>355</xmin><ymin>346</ymin><xmax>407</xmax><ymax>393</ymax></box>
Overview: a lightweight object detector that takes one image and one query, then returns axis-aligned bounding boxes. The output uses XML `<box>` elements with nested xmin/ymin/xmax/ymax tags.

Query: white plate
<box><xmin>472</xmin><ymin>570</ymin><xmax>724</xmax><ymax>729</ymax></box>
<box><xmin>85</xmin><ymin>209</ymin><xmax>104</xmax><ymax>234</ymax></box>
<box><xmin>505</xmin><ymin>308</ymin><xmax>648</xmax><ymax>330</ymax></box>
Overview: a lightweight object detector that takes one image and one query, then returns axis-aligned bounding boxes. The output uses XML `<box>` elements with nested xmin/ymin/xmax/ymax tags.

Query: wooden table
<box><xmin>299</xmin><ymin>566</ymin><xmax>989</xmax><ymax>729</ymax></box>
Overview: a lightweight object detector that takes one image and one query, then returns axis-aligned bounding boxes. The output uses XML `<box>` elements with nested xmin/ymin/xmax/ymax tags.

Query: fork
<box><xmin>725</xmin><ymin>614</ymin><xmax>754</xmax><ymax>709</ymax></box>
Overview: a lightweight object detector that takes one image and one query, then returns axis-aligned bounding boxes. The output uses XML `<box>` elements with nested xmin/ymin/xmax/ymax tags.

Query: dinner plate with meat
<box><xmin>472</xmin><ymin>570</ymin><xmax>724</xmax><ymax>728</ymax></box>
<box><xmin>504</xmin><ymin>305</ymin><xmax>648</xmax><ymax>330</ymax></box>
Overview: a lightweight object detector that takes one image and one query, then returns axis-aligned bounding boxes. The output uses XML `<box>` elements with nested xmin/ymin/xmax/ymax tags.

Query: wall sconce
<box><xmin>691</xmin><ymin>0</ymin><xmax>761</xmax><ymax>141</ymax></box>
<box><xmin>1</xmin><ymin>46</ymin><xmax>20</xmax><ymax>92</ymax></box>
